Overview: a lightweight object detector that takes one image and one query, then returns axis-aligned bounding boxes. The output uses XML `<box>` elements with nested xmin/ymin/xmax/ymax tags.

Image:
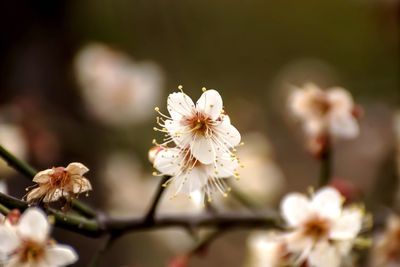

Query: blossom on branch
<box><xmin>0</xmin><ymin>208</ymin><xmax>78</xmax><ymax>267</ymax></box>
<box><xmin>289</xmin><ymin>84</ymin><xmax>361</xmax><ymax>155</ymax></box>
<box><xmin>152</xmin><ymin>87</ymin><xmax>242</xmax><ymax>201</ymax></box>
<box><xmin>25</xmin><ymin>162</ymin><xmax>92</xmax><ymax>203</ymax></box>
<box><xmin>280</xmin><ymin>187</ymin><xmax>365</xmax><ymax>267</ymax></box>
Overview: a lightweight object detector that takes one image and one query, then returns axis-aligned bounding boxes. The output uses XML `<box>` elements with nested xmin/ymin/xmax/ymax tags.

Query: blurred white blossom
<box><xmin>289</xmin><ymin>83</ymin><xmax>360</xmax><ymax>140</ymax></box>
<box><xmin>0</xmin><ymin>122</ymin><xmax>28</xmax><ymax>178</ymax></box>
<box><xmin>75</xmin><ymin>43</ymin><xmax>164</xmax><ymax>126</ymax></box>
<box><xmin>245</xmin><ymin>232</ymin><xmax>287</xmax><ymax>267</ymax></box>
<box><xmin>26</xmin><ymin>162</ymin><xmax>92</xmax><ymax>203</ymax></box>
<box><xmin>0</xmin><ymin>208</ymin><xmax>78</xmax><ymax>267</ymax></box>
<box><xmin>280</xmin><ymin>187</ymin><xmax>364</xmax><ymax>267</ymax></box>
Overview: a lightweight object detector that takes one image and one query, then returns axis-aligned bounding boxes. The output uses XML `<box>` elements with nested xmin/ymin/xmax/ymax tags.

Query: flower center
<box><xmin>311</xmin><ymin>96</ymin><xmax>331</xmax><ymax>116</ymax></box>
<box><xmin>187</xmin><ymin>114</ymin><xmax>212</xmax><ymax>136</ymax></box>
<box><xmin>50</xmin><ymin>167</ymin><xmax>71</xmax><ymax>188</ymax></box>
<box><xmin>19</xmin><ymin>240</ymin><xmax>45</xmax><ymax>263</ymax></box>
<box><xmin>302</xmin><ymin>216</ymin><xmax>330</xmax><ymax>240</ymax></box>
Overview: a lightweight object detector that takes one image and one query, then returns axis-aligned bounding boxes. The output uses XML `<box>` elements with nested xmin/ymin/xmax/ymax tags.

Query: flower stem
<box><xmin>145</xmin><ymin>175</ymin><xmax>170</xmax><ymax>222</ymax></box>
<box><xmin>0</xmin><ymin>202</ymin><xmax>10</xmax><ymax>215</ymax></box>
<box><xmin>0</xmin><ymin>144</ymin><xmax>97</xmax><ymax>218</ymax></box>
<box><xmin>318</xmin><ymin>144</ymin><xmax>333</xmax><ymax>188</ymax></box>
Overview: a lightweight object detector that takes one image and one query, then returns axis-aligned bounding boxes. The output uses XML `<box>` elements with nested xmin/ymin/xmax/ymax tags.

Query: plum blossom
<box><xmin>25</xmin><ymin>163</ymin><xmax>92</xmax><ymax>203</ymax></box>
<box><xmin>280</xmin><ymin>187</ymin><xmax>364</xmax><ymax>267</ymax></box>
<box><xmin>246</xmin><ymin>232</ymin><xmax>287</xmax><ymax>267</ymax></box>
<box><xmin>154</xmin><ymin>88</ymin><xmax>241</xmax><ymax>165</ymax></box>
<box><xmin>0</xmin><ymin>208</ymin><xmax>78</xmax><ymax>267</ymax></box>
<box><xmin>153</xmin><ymin>146</ymin><xmax>239</xmax><ymax>202</ymax></box>
<box><xmin>289</xmin><ymin>83</ymin><xmax>360</xmax><ymax>140</ymax></box>
<box><xmin>75</xmin><ymin>43</ymin><xmax>164</xmax><ymax>126</ymax></box>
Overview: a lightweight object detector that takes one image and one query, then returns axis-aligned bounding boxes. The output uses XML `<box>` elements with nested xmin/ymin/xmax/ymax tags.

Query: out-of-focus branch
<box><xmin>318</xmin><ymin>143</ymin><xmax>333</xmax><ymax>187</ymax></box>
<box><xmin>0</xmin><ymin>144</ymin><xmax>97</xmax><ymax>218</ymax></box>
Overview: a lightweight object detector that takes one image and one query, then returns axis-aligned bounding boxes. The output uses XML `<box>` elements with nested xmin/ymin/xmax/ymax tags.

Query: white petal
<box><xmin>190</xmin><ymin>135</ymin><xmax>215</xmax><ymax>164</ymax></box>
<box><xmin>26</xmin><ymin>187</ymin><xmax>46</xmax><ymax>202</ymax></box>
<box><xmin>72</xmin><ymin>178</ymin><xmax>92</xmax><ymax>194</ymax></box>
<box><xmin>0</xmin><ymin>226</ymin><xmax>20</xmax><ymax>254</ymax></box>
<box><xmin>17</xmin><ymin>208</ymin><xmax>50</xmax><ymax>242</ymax></box>
<box><xmin>45</xmin><ymin>245</ymin><xmax>78</xmax><ymax>267</ymax></box>
<box><xmin>33</xmin><ymin>169</ymin><xmax>53</xmax><ymax>183</ymax></box>
<box><xmin>327</xmin><ymin>88</ymin><xmax>354</xmax><ymax>111</ymax></box>
<box><xmin>196</xmin><ymin>89</ymin><xmax>223</xmax><ymax>120</ymax></box>
<box><xmin>284</xmin><ymin>231</ymin><xmax>314</xmax><ymax>262</ymax></box>
<box><xmin>173</xmin><ymin>167</ymin><xmax>208</xmax><ymax>195</ymax></box>
<box><xmin>65</xmin><ymin>162</ymin><xmax>89</xmax><ymax>176</ymax></box>
<box><xmin>43</xmin><ymin>189</ymin><xmax>64</xmax><ymax>203</ymax></box>
<box><xmin>308</xmin><ymin>242</ymin><xmax>341</xmax><ymax>267</ymax></box>
<box><xmin>330</xmin><ymin>208</ymin><xmax>363</xmax><ymax>240</ymax></box>
<box><xmin>280</xmin><ymin>193</ymin><xmax>311</xmax><ymax>227</ymax></box>
<box><xmin>210</xmin><ymin>153</ymin><xmax>238</xmax><ymax>178</ymax></box>
<box><xmin>153</xmin><ymin>148</ymin><xmax>183</xmax><ymax>176</ymax></box>
<box><xmin>164</xmin><ymin>120</ymin><xmax>191</xmax><ymax>148</ymax></box>
<box><xmin>213</xmin><ymin>122</ymin><xmax>241</xmax><ymax>149</ymax></box>
<box><xmin>167</xmin><ymin>92</ymin><xmax>195</xmax><ymax>120</ymax></box>
<box><xmin>311</xmin><ymin>187</ymin><xmax>343</xmax><ymax>220</ymax></box>
<box><xmin>329</xmin><ymin>114</ymin><xmax>359</xmax><ymax>139</ymax></box>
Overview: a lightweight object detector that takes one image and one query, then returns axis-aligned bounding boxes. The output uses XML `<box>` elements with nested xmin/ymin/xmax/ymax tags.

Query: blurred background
<box><xmin>0</xmin><ymin>0</ymin><xmax>399</xmax><ymax>266</ymax></box>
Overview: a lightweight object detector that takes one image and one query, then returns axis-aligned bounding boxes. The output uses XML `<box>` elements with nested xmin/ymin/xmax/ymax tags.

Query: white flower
<box><xmin>75</xmin><ymin>43</ymin><xmax>164</xmax><ymax>126</ymax></box>
<box><xmin>246</xmin><ymin>232</ymin><xmax>287</xmax><ymax>267</ymax></box>
<box><xmin>26</xmin><ymin>163</ymin><xmax>92</xmax><ymax>203</ymax></box>
<box><xmin>153</xmin><ymin>146</ymin><xmax>239</xmax><ymax>201</ymax></box>
<box><xmin>155</xmin><ymin>88</ymin><xmax>241</xmax><ymax>165</ymax></box>
<box><xmin>289</xmin><ymin>83</ymin><xmax>360</xmax><ymax>139</ymax></box>
<box><xmin>280</xmin><ymin>187</ymin><xmax>364</xmax><ymax>267</ymax></box>
<box><xmin>0</xmin><ymin>208</ymin><xmax>78</xmax><ymax>267</ymax></box>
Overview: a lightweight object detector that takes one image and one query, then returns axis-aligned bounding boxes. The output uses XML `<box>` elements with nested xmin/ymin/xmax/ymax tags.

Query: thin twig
<box><xmin>0</xmin><ymin>144</ymin><xmax>97</xmax><ymax>218</ymax></box>
<box><xmin>144</xmin><ymin>175</ymin><xmax>170</xmax><ymax>222</ymax></box>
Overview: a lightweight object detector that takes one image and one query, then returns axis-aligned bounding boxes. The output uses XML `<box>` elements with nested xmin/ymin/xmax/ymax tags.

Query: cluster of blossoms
<box><xmin>0</xmin><ymin>208</ymin><xmax>77</xmax><ymax>267</ymax></box>
<box><xmin>289</xmin><ymin>83</ymin><xmax>361</xmax><ymax>156</ymax></box>
<box><xmin>25</xmin><ymin>162</ymin><xmax>92</xmax><ymax>204</ymax></box>
<box><xmin>248</xmin><ymin>187</ymin><xmax>366</xmax><ymax>267</ymax></box>
<box><xmin>151</xmin><ymin>87</ymin><xmax>242</xmax><ymax>203</ymax></box>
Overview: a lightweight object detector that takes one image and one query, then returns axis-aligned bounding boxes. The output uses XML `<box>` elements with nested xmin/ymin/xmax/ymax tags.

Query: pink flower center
<box><xmin>186</xmin><ymin>113</ymin><xmax>212</xmax><ymax>136</ymax></box>
<box><xmin>19</xmin><ymin>240</ymin><xmax>45</xmax><ymax>263</ymax></box>
<box><xmin>302</xmin><ymin>216</ymin><xmax>330</xmax><ymax>240</ymax></box>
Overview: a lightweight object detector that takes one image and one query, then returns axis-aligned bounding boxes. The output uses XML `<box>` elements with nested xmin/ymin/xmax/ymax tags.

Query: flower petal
<box><xmin>330</xmin><ymin>208</ymin><xmax>363</xmax><ymax>240</ymax></box>
<box><xmin>45</xmin><ymin>245</ymin><xmax>78</xmax><ymax>267</ymax></box>
<box><xmin>26</xmin><ymin>187</ymin><xmax>46</xmax><ymax>202</ymax></box>
<box><xmin>167</xmin><ymin>92</ymin><xmax>195</xmax><ymax>120</ymax></box>
<box><xmin>196</xmin><ymin>89</ymin><xmax>223</xmax><ymax>120</ymax></box>
<box><xmin>311</xmin><ymin>187</ymin><xmax>343</xmax><ymax>220</ymax></box>
<box><xmin>72</xmin><ymin>178</ymin><xmax>92</xmax><ymax>194</ymax></box>
<box><xmin>43</xmin><ymin>189</ymin><xmax>64</xmax><ymax>203</ymax></box>
<box><xmin>0</xmin><ymin>225</ymin><xmax>20</xmax><ymax>254</ymax></box>
<box><xmin>32</xmin><ymin>169</ymin><xmax>53</xmax><ymax>183</ymax></box>
<box><xmin>65</xmin><ymin>162</ymin><xmax>89</xmax><ymax>176</ymax></box>
<box><xmin>280</xmin><ymin>193</ymin><xmax>310</xmax><ymax>227</ymax></box>
<box><xmin>190</xmin><ymin>135</ymin><xmax>215</xmax><ymax>164</ymax></box>
<box><xmin>211</xmin><ymin>153</ymin><xmax>238</xmax><ymax>178</ymax></box>
<box><xmin>327</xmin><ymin>88</ymin><xmax>354</xmax><ymax>111</ymax></box>
<box><xmin>213</xmin><ymin>122</ymin><xmax>241</xmax><ymax>149</ymax></box>
<box><xmin>164</xmin><ymin>119</ymin><xmax>191</xmax><ymax>148</ymax></box>
<box><xmin>329</xmin><ymin>114</ymin><xmax>359</xmax><ymax>139</ymax></box>
<box><xmin>17</xmin><ymin>208</ymin><xmax>50</xmax><ymax>242</ymax></box>
<box><xmin>153</xmin><ymin>148</ymin><xmax>183</xmax><ymax>176</ymax></box>
<box><xmin>308</xmin><ymin>241</ymin><xmax>341</xmax><ymax>267</ymax></box>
